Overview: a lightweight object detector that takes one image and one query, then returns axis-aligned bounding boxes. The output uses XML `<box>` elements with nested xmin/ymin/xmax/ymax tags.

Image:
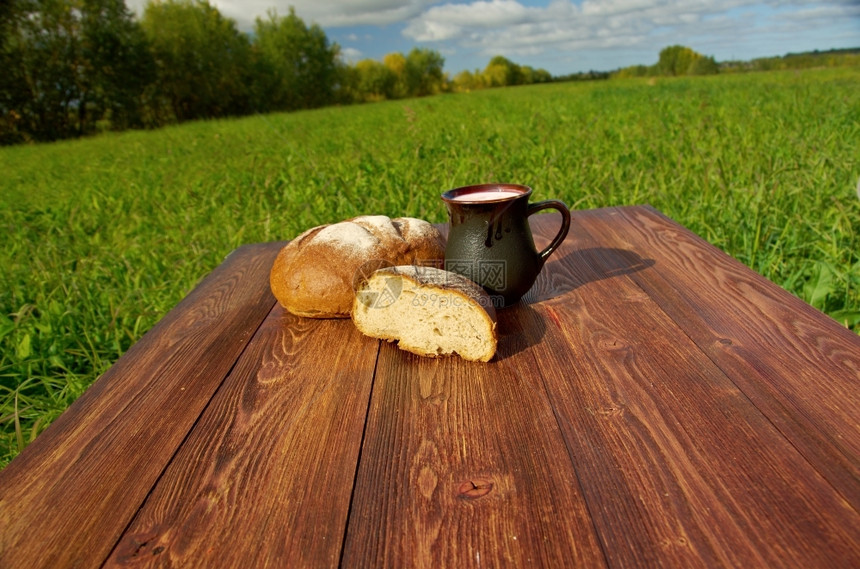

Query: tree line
<box><xmin>611</xmin><ymin>45</ymin><xmax>719</xmax><ymax>79</ymax></box>
<box><xmin>611</xmin><ymin>45</ymin><xmax>859</xmax><ymax>79</ymax></box>
<box><xmin>719</xmin><ymin>47</ymin><xmax>860</xmax><ymax>73</ymax></box>
<box><xmin>1</xmin><ymin>0</ymin><xmax>342</xmax><ymax>144</ymax></box>
<box><xmin>0</xmin><ymin>0</ymin><xmax>553</xmax><ymax>145</ymax></box>
<box><xmin>5</xmin><ymin>1</ymin><xmax>851</xmax><ymax>145</ymax></box>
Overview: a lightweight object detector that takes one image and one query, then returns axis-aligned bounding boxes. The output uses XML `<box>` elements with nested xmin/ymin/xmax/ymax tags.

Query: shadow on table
<box><xmin>523</xmin><ymin>247</ymin><xmax>655</xmax><ymax>305</ymax></box>
<box><xmin>494</xmin><ymin>247</ymin><xmax>654</xmax><ymax>360</ymax></box>
<box><xmin>495</xmin><ymin>303</ymin><xmax>546</xmax><ymax>361</ymax></box>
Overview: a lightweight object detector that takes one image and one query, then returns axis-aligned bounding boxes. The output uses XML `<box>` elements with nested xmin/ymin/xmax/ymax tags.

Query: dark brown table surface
<box><xmin>1</xmin><ymin>205</ymin><xmax>858</xmax><ymax>568</ymax></box>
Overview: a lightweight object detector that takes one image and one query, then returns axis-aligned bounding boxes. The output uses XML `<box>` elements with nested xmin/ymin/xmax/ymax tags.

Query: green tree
<box><xmin>0</xmin><ymin>0</ymin><xmax>154</xmax><ymax>144</ymax></box>
<box><xmin>688</xmin><ymin>54</ymin><xmax>719</xmax><ymax>75</ymax></box>
<box><xmin>1</xmin><ymin>0</ymin><xmax>73</xmax><ymax>142</ymax></box>
<box><xmin>525</xmin><ymin>66</ymin><xmax>553</xmax><ymax>84</ymax></box>
<box><xmin>451</xmin><ymin>69</ymin><xmax>489</xmax><ymax>92</ymax></box>
<box><xmin>479</xmin><ymin>56</ymin><xmax>550</xmax><ymax>87</ymax></box>
<box><xmin>77</xmin><ymin>0</ymin><xmax>155</xmax><ymax>131</ymax></box>
<box><xmin>352</xmin><ymin>59</ymin><xmax>396</xmax><ymax>102</ymax></box>
<box><xmin>252</xmin><ymin>8</ymin><xmax>340</xmax><ymax>112</ymax></box>
<box><xmin>403</xmin><ymin>47</ymin><xmax>446</xmax><ymax>97</ymax></box>
<box><xmin>657</xmin><ymin>45</ymin><xmax>695</xmax><ymax>76</ymax></box>
<box><xmin>141</xmin><ymin>0</ymin><xmax>252</xmax><ymax>122</ymax></box>
<box><xmin>383</xmin><ymin>52</ymin><xmax>409</xmax><ymax>98</ymax></box>
<box><xmin>483</xmin><ymin>55</ymin><xmax>523</xmax><ymax>87</ymax></box>
<box><xmin>657</xmin><ymin>45</ymin><xmax>718</xmax><ymax>76</ymax></box>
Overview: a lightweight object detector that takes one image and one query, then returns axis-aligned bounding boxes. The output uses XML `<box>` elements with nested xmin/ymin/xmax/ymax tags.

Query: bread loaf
<box><xmin>352</xmin><ymin>265</ymin><xmax>498</xmax><ymax>362</ymax></box>
<box><xmin>270</xmin><ymin>216</ymin><xmax>445</xmax><ymax>318</ymax></box>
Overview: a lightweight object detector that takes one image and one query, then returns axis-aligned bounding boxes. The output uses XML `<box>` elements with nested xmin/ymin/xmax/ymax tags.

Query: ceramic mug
<box><xmin>442</xmin><ymin>183</ymin><xmax>571</xmax><ymax>306</ymax></box>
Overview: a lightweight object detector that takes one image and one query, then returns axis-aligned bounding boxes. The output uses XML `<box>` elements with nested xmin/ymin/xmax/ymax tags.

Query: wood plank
<box><xmin>3</xmin><ymin>207</ymin><xmax>855</xmax><ymax>569</ymax></box>
<box><xmin>523</xmin><ymin>211</ymin><xmax>655</xmax><ymax>305</ymax></box>
<box><xmin>0</xmin><ymin>242</ymin><xmax>283</xmax><ymax>569</ymax></box>
<box><xmin>526</xmin><ymin>207</ymin><xmax>860</xmax><ymax>567</ymax></box>
<box><xmin>574</xmin><ymin>206</ymin><xmax>860</xmax><ymax>507</ymax></box>
<box><xmin>341</xmin><ymin>305</ymin><xmax>608</xmax><ymax>568</ymax></box>
<box><xmin>103</xmin><ymin>304</ymin><xmax>379</xmax><ymax>568</ymax></box>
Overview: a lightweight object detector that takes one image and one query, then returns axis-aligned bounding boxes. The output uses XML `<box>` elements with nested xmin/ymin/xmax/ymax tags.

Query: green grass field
<box><xmin>2</xmin><ymin>67</ymin><xmax>859</xmax><ymax>466</ymax></box>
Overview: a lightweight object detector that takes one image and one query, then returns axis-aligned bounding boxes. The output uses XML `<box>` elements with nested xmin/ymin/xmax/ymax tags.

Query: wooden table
<box><xmin>1</xmin><ymin>205</ymin><xmax>858</xmax><ymax>568</ymax></box>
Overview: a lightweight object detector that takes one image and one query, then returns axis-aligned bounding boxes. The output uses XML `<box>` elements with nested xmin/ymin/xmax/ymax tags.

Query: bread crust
<box><xmin>269</xmin><ymin>216</ymin><xmax>445</xmax><ymax>318</ymax></box>
<box><xmin>352</xmin><ymin>265</ymin><xmax>498</xmax><ymax>362</ymax></box>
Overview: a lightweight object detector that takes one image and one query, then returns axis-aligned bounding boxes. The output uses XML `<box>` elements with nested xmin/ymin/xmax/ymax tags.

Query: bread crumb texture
<box><xmin>352</xmin><ymin>266</ymin><xmax>497</xmax><ymax>362</ymax></box>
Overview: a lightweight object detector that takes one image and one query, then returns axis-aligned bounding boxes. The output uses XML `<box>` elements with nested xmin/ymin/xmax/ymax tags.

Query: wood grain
<box><xmin>574</xmin><ymin>206</ymin><xmax>860</xmax><ymax>507</ymax></box>
<box><xmin>3</xmin><ymin>207</ymin><xmax>858</xmax><ymax>569</ymax></box>
<box><xmin>340</xmin><ymin>305</ymin><xmax>607</xmax><ymax>568</ymax></box>
<box><xmin>527</xmin><ymin>209</ymin><xmax>860</xmax><ymax>567</ymax></box>
<box><xmin>103</xmin><ymin>304</ymin><xmax>379</xmax><ymax>568</ymax></box>
<box><xmin>0</xmin><ymin>242</ymin><xmax>283</xmax><ymax>569</ymax></box>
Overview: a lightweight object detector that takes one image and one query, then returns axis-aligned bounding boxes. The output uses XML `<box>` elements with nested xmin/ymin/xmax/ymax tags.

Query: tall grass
<box><xmin>1</xmin><ymin>67</ymin><xmax>858</xmax><ymax>466</ymax></box>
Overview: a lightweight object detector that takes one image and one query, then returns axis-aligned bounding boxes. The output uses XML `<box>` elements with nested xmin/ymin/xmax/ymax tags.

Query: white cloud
<box><xmin>401</xmin><ymin>0</ymin><xmax>860</xmax><ymax>62</ymax></box>
<box><xmin>278</xmin><ymin>0</ymin><xmax>437</xmax><ymax>27</ymax></box>
<box><xmin>339</xmin><ymin>46</ymin><xmax>364</xmax><ymax>63</ymax></box>
<box><xmin>403</xmin><ymin>0</ymin><xmax>542</xmax><ymax>41</ymax></box>
<box><xmin>126</xmin><ymin>0</ymin><xmax>445</xmax><ymax>29</ymax></box>
<box><xmin>123</xmin><ymin>0</ymin><xmax>860</xmax><ymax>73</ymax></box>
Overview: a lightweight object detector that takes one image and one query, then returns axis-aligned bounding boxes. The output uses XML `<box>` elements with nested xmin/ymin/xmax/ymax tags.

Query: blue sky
<box><xmin>128</xmin><ymin>1</ymin><xmax>860</xmax><ymax>75</ymax></box>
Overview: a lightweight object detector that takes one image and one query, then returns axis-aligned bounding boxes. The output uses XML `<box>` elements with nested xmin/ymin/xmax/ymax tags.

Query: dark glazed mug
<box><xmin>442</xmin><ymin>183</ymin><xmax>571</xmax><ymax>306</ymax></box>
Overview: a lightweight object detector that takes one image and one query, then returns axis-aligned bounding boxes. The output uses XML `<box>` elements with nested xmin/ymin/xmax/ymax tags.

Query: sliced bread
<box><xmin>352</xmin><ymin>265</ymin><xmax>497</xmax><ymax>362</ymax></box>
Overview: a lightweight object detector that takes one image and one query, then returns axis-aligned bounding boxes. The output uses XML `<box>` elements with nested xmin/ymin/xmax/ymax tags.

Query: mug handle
<box><xmin>527</xmin><ymin>200</ymin><xmax>571</xmax><ymax>262</ymax></box>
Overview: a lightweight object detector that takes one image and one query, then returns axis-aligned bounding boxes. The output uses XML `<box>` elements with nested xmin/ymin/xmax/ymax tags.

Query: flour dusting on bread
<box><xmin>352</xmin><ymin>215</ymin><xmax>403</xmax><ymax>242</ymax></box>
<box><xmin>313</xmin><ymin>222</ymin><xmax>380</xmax><ymax>255</ymax></box>
<box><xmin>269</xmin><ymin>215</ymin><xmax>445</xmax><ymax>318</ymax></box>
<box><xmin>394</xmin><ymin>217</ymin><xmax>439</xmax><ymax>243</ymax></box>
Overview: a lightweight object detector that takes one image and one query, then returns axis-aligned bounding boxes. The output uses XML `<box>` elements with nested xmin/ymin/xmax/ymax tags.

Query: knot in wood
<box><xmin>457</xmin><ymin>478</ymin><xmax>494</xmax><ymax>499</ymax></box>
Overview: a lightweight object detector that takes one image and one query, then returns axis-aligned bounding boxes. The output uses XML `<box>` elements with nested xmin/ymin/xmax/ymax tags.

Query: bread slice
<box><xmin>352</xmin><ymin>266</ymin><xmax>497</xmax><ymax>362</ymax></box>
